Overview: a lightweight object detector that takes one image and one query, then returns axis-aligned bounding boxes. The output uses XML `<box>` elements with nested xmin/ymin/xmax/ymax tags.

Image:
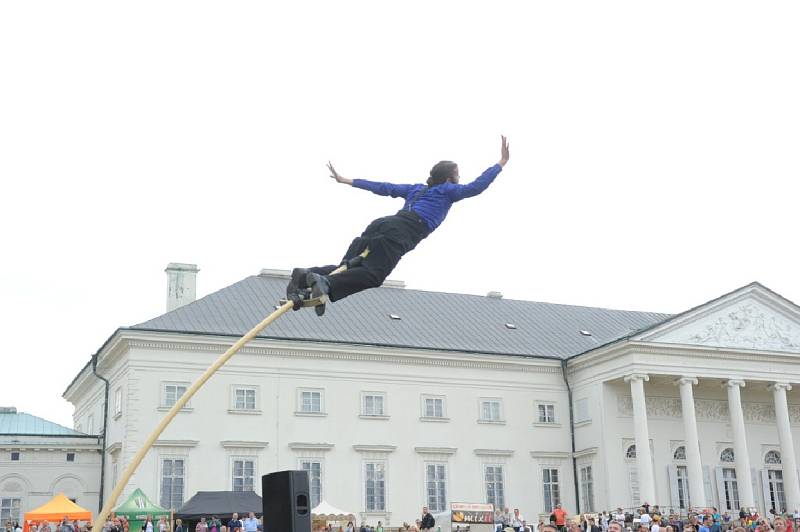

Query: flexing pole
<box><xmin>93</xmin><ymin>251</ymin><xmax>368</xmax><ymax>528</ymax></box>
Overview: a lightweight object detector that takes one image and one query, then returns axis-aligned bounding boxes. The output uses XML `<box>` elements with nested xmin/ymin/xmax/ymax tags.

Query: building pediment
<box><xmin>637</xmin><ymin>283</ymin><xmax>800</xmax><ymax>353</ymax></box>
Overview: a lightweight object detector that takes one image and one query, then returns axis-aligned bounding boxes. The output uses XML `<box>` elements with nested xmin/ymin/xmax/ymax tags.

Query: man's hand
<box><xmin>498</xmin><ymin>135</ymin><xmax>510</xmax><ymax>167</ymax></box>
<box><xmin>328</xmin><ymin>161</ymin><xmax>353</xmax><ymax>185</ymax></box>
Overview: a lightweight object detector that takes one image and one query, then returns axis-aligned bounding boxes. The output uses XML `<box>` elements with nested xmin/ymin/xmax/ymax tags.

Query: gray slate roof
<box><xmin>132</xmin><ymin>272</ymin><xmax>671</xmax><ymax>359</ymax></box>
<box><xmin>0</xmin><ymin>408</ymin><xmax>86</xmax><ymax>436</ymax></box>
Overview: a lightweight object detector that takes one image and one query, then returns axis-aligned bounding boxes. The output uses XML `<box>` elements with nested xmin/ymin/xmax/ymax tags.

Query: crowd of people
<box><xmin>507</xmin><ymin>503</ymin><xmax>800</xmax><ymax>532</ymax></box>
<box><xmin>12</xmin><ymin>504</ymin><xmax>800</xmax><ymax>532</ymax></box>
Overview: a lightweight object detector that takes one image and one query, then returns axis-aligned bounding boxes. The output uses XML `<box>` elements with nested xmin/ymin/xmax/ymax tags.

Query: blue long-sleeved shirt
<box><xmin>351</xmin><ymin>163</ymin><xmax>502</xmax><ymax>232</ymax></box>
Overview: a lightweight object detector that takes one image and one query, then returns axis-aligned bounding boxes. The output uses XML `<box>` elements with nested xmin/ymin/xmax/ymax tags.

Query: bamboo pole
<box><xmin>93</xmin><ymin>253</ymin><xmax>367</xmax><ymax>529</ymax></box>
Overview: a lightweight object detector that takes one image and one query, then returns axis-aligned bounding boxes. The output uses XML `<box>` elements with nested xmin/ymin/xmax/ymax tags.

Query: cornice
<box><xmin>530</xmin><ymin>451</ymin><xmax>571</xmax><ymax>459</ymax></box>
<box><xmin>353</xmin><ymin>445</ymin><xmax>397</xmax><ymax>453</ymax></box>
<box><xmin>0</xmin><ymin>442</ymin><xmax>101</xmax><ymax>451</ymax></box>
<box><xmin>116</xmin><ymin>331</ymin><xmax>563</xmax><ymax>373</ymax></box>
<box><xmin>474</xmin><ymin>449</ymin><xmax>514</xmax><ymax>457</ymax></box>
<box><xmin>569</xmin><ymin>340</ymin><xmax>800</xmax><ymax>383</ymax></box>
<box><xmin>573</xmin><ymin>447</ymin><xmax>599</xmax><ymax>458</ymax></box>
<box><xmin>106</xmin><ymin>442</ymin><xmax>122</xmax><ymax>454</ymax></box>
<box><xmin>288</xmin><ymin>442</ymin><xmax>334</xmax><ymax>451</ymax></box>
<box><xmin>414</xmin><ymin>447</ymin><xmax>458</xmax><ymax>455</ymax></box>
<box><xmin>153</xmin><ymin>440</ymin><xmax>199</xmax><ymax>448</ymax></box>
<box><xmin>220</xmin><ymin>440</ymin><xmax>269</xmax><ymax>449</ymax></box>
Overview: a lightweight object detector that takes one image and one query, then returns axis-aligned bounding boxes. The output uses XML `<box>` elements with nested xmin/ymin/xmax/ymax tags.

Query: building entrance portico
<box><xmin>583</xmin><ymin>372</ymin><xmax>800</xmax><ymax>514</ymax></box>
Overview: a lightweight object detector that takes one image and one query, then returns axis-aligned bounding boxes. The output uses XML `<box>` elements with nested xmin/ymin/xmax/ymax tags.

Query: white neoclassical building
<box><xmin>0</xmin><ymin>407</ymin><xmax>101</xmax><ymax>522</ymax></box>
<box><xmin>61</xmin><ymin>264</ymin><xmax>800</xmax><ymax>526</ymax></box>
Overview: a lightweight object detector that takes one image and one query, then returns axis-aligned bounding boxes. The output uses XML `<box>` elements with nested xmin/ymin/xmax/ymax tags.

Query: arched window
<box><xmin>674</xmin><ymin>446</ymin><xmax>687</xmax><ymax>461</ymax></box>
<box><xmin>720</xmin><ymin>448</ymin><xmax>735</xmax><ymax>463</ymax></box>
<box><xmin>626</xmin><ymin>445</ymin><xmax>637</xmax><ymax>459</ymax></box>
<box><xmin>765</xmin><ymin>450</ymin><xmax>782</xmax><ymax>464</ymax></box>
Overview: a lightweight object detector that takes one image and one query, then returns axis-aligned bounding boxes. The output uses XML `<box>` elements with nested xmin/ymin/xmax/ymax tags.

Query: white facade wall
<box><xmin>70</xmin><ymin>332</ymin><xmax>577</xmax><ymax>526</ymax></box>
<box><xmin>0</xmin><ymin>436</ymin><xmax>101</xmax><ymax>518</ymax></box>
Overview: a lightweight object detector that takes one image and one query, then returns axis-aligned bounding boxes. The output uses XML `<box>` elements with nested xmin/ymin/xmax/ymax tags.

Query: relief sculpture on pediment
<box><xmin>688</xmin><ymin>303</ymin><xmax>800</xmax><ymax>351</ymax></box>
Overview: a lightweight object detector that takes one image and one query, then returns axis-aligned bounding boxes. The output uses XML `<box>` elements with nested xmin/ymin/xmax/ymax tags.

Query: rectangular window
<box><xmin>580</xmin><ymin>465</ymin><xmax>594</xmax><ymax>512</ymax></box>
<box><xmin>112</xmin><ymin>456</ymin><xmax>119</xmax><ymax>489</ymax></box>
<box><xmin>160</xmin><ymin>458</ymin><xmax>185</xmax><ymax>509</ymax></box>
<box><xmin>575</xmin><ymin>398</ymin><xmax>590</xmax><ymax>423</ymax></box>
<box><xmin>300</xmin><ymin>460</ymin><xmax>322</xmax><ymax>508</ymax></box>
<box><xmin>0</xmin><ymin>498</ymin><xmax>21</xmax><ymax>523</ymax></box>
<box><xmin>537</xmin><ymin>403</ymin><xmax>556</xmax><ymax>423</ymax></box>
<box><xmin>301</xmin><ymin>390</ymin><xmax>323</xmax><ymax>413</ymax></box>
<box><xmin>768</xmin><ymin>469</ymin><xmax>786</xmax><ymax>513</ymax></box>
<box><xmin>426</xmin><ymin>463</ymin><xmax>447</xmax><ymax>513</ymax></box>
<box><xmin>484</xmin><ymin>465</ymin><xmax>505</xmax><ymax>509</ymax></box>
<box><xmin>480</xmin><ymin>400</ymin><xmax>502</xmax><ymax>421</ymax></box>
<box><xmin>10</xmin><ymin>452</ymin><xmax>20</xmax><ymax>461</ymax></box>
<box><xmin>87</xmin><ymin>414</ymin><xmax>94</xmax><ymax>434</ymax></box>
<box><xmin>232</xmin><ymin>459</ymin><xmax>255</xmax><ymax>492</ymax></box>
<box><xmin>423</xmin><ymin>396</ymin><xmax>445</xmax><ymax>418</ymax></box>
<box><xmin>676</xmin><ymin>465</ymin><xmax>690</xmax><ymax>509</ymax></box>
<box><xmin>163</xmin><ymin>384</ymin><xmax>188</xmax><ymax>408</ymax></box>
<box><xmin>543</xmin><ymin>468</ymin><xmax>561</xmax><ymax>510</ymax></box>
<box><xmin>234</xmin><ymin>388</ymin><xmax>257</xmax><ymax>410</ymax></box>
<box><xmin>364</xmin><ymin>462</ymin><xmax>386</xmax><ymax>511</ymax></box>
<box><xmin>66</xmin><ymin>452</ymin><xmax>75</xmax><ymax>462</ymax></box>
<box><xmin>363</xmin><ymin>394</ymin><xmax>385</xmax><ymax>416</ymax></box>
<box><xmin>114</xmin><ymin>387</ymin><xmax>123</xmax><ymax>416</ymax></box>
<box><xmin>722</xmin><ymin>467</ymin><xmax>739</xmax><ymax>512</ymax></box>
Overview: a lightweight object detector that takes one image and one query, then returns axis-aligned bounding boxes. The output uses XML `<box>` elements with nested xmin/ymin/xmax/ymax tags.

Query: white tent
<box><xmin>311</xmin><ymin>501</ymin><xmax>356</xmax><ymax>521</ymax></box>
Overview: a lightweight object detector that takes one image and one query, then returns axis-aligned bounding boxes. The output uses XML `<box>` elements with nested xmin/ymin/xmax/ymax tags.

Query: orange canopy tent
<box><xmin>23</xmin><ymin>493</ymin><xmax>93</xmax><ymax>532</ymax></box>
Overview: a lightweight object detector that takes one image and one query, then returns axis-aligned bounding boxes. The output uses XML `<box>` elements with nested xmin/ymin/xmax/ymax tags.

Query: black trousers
<box><xmin>308</xmin><ymin>210</ymin><xmax>430</xmax><ymax>302</ymax></box>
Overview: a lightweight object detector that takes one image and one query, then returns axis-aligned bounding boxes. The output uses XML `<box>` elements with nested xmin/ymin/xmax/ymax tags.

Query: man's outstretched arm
<box><xmin>328</xmin><ymin>161</ymin><xmax>413</xmax><ymax>198</ymax></box>
<box><xmin>328</xmin><ymin>161</ymin><xmax>353</xmax><ymax>185</ymax></box>
<box><xmin>448</xmin><ymin>135</ymin><xmax>510</xmax><ymax>201</ymax></box>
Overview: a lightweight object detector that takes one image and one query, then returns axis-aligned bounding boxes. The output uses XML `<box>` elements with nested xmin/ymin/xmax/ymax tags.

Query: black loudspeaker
<box><xmin>262</xmin><ymin>470</ymin><xmax>312</xmax><ymax>532</ymax></box>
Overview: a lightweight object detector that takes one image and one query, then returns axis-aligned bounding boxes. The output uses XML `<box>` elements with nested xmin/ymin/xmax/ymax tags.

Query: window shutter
<box><xmin>752</xmin><ymin>468</ymin><xmax>761</xmax><ymax>512</ymax></box>
<box><xmin>761</xmin><ymin>470</ymin><xmax>771</xmax><ymax>514</ymax></box>
<box><xmin>703</xmin><ymin>465</ymin><xmax>714</xmax><ymax>505</ymax></box>
<box><xmin>715</xmin><ymin>467</ymin><xmax>726</xmax><ymax>510</ymax></box>
<box><xmin>668</xmin><ymin>465</ymin><xmax>679</xmax><ymax>508</ymax></box>
<box><xmin>629</xmin><ymin>464</ymin><xmax>640</xmax><ymax>508</ymax></box>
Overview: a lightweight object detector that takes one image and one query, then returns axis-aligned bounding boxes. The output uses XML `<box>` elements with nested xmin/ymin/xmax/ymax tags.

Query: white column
<box><xmin>771</xmin><ymin>382</ymin><xmax>800</xmax><ymax>511</ymax></box>
<box><xmin>625</xmin><ymin>373</ymin><xmax>655</xmax><ymax>505</ymax></box>
<box><xmin>676</xmin><ymin>377</ymin><xmax>706</xmax><ymax>507</ymax></box>
<box><xmin>725</xmin><ymin>379</ymin><xmax>755</xmax><ymax>508</ymax></box>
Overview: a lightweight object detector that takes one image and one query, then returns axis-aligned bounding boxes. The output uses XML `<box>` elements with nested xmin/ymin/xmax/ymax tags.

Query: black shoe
<box><xmin>306</xmin><ymin>272</ymin><xmax>331</xmax><ymax>317</ymax></box>
<box><xmin>286</xmin><ymin>268</ymin><xmax>309</xmax><ymax>298</ymax></box>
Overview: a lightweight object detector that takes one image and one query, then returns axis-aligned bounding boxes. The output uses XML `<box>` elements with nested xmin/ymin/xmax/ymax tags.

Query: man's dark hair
<box><xmin>427</xmin><ymin>161</ymin><xmax>457</xmax><ymax>186</ymax></box>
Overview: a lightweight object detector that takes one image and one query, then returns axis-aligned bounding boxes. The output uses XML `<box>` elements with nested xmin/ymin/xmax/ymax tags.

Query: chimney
<box><xmin>165</xmin><ymin>263</ymin><xmax>199</xmax><ymax>312</ymax></box>
<box><xmin>487</xmin><ymin>291</ymin><xmax>503</xmax><ymax>299</ymax></box>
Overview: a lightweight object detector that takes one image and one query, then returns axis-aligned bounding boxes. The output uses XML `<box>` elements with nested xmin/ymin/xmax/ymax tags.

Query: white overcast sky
<box><xmin>1</xmin><ymin>1</ymin><xmax>799</xmax><ymax>428</ymax></box>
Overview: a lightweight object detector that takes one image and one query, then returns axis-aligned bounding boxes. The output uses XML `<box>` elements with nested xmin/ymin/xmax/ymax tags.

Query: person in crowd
<box><xmin>552</xmin><ymin>505</ymin><xmax>568</xmax><ymax>532</ymax></box>
<box><xmin>60</xmin><ymin>518</ymin><xmax>76</xmax><ymax>532</ymax></box>
<box><xmin>141</xmin><ymin>517</ymin><xmax>153</xmax><ymax>532</ymax></box>
<box><xmin>420</xmin><ymin>507</ymin><xmax>435</xmax><ymax>532</ymax></box>
<box><xmin>699</xmin><ymin>518</ymin><xmax>712</xmax><ymax>532</ymax></box>
<box><xmin>157</xmin><ymin>517</ymin><xmax>168</xmax><ymax>532</ymax></box>
<box><xmin>345</xmin><ymin>522</ymin><xmax>354</xmax><ymax>532</ymax></box>
<box><xmin>512</xmin><ymin>510</ymin><xmax>525</xmax><ymax>532</ymax></box>
<box><xmin>608</xmin><ymin>521</ymin><xmax>624</xmax><ymax>532</ymax></box>
<box><xmin>640</xmin><ymin>511</ymin><xmax>652</xmax><ymax>530</ymax></box>
<box><xmin>615</xmin><ymin>511</ymin><xmax>626</xmax><ymax>526</ymax></box>
<box><xmin>195</xmin><ymin>518</ymin><xmax>207</xmax><ymax>532</ymax></box>
<box><xmin>227</xmin><ymin>514</ymin><xmax>242</xmax><ymax>532</ymax></box>
<box><xmin>174</xmin><ymin>520</ymin><xmax>183</xmax><ymax>532</ymax></box>
<box><xmin>242</xmin><ymin>513</ymin><xmax>257</xmax><ymax>532</ymax></box>
<box><xmin>584</xmin><ymin>517</ymin><xmax>602</xmax><ymax>532</ymax></box>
